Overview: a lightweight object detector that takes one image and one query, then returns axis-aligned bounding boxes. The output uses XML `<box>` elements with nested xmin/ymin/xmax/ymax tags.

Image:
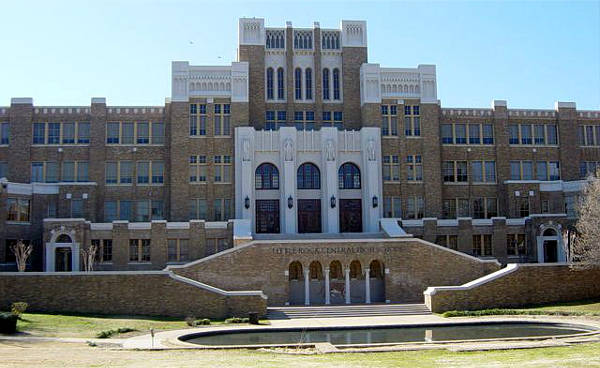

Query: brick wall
<box><xmin>425</xmin><ymin>264</ymin><xmax>600</xmax><ymax>313</ymax></box>
<box><xmin>0</xmin><ymin>271</ymin><xmax>266</xmax><ymax>318</ymax></box>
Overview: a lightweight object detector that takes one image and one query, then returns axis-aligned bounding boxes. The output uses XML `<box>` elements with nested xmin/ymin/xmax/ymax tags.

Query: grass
<box><xmin>2</xmin><ymin>340</ymin><xmax>600</xmax><ymax>367</ymax></box>
<box><xmin>442</xmin><ymin>298</ymin><xmax>600</xmax><ymax>318</ymax></box>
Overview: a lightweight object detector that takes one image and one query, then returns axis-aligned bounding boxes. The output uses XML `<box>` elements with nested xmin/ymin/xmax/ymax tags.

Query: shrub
<box><xmin>0</xmin><ymin>312</ymin><xmax>18</xmax><ymax>334</ymax></box>
<box><xmin>185</xmin><ymin>316</ymin><xmax>196</xmax><ymax>327</ymax></box>
<box><xmin>195</xmin><ymin>318</ymin><xmax>211</xmax><ymax>326</ymax></box>
<box><xmin>96</xmin><ymin>327</ymin><xmax>137</xmax><ymax>338</ymax></box>
<box><xmin>225</xmin><ymin>317</ymin><xmax>249</xmax><ymax>324</ymax></box>
<box><xmin>10</xmin><ymin>302</ymin><xmax>28</xmax><ymax>317</ymax></box>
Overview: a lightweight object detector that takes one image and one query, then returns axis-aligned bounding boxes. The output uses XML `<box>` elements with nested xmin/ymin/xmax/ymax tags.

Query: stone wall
<box><xmin>170</xmin><ymin>238</ymin><xmax>501</xmax><ymax>306</ymax></box>
<box><xmin>424</xmin><ymin>264</ymin><xmax>600</xmax><ymax>313</ymax></box>
<box><xmin>0</xmin><ymin>271</ymin><xmax>267</xmax><ymax>318</ymax></box>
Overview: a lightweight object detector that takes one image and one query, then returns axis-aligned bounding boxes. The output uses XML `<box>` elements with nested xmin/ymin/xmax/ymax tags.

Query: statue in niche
<box><xmin>367</xmin><ymin>138</ymin><xmax>376</xmax><ymax>161</ymax></box>
<box><xmin>283</xmin><ymin>138</ymin><xmax>294</xmax><ymax>161</ymax></box>
<box><xmin>242</xmin><ymin>138</ymin><xmax>250</xmax><ymax>161</ymax></box>
<box><xmin>326</xmin><ymin>139</ymin><xmax>335</xmax><ymax>161</ymax></box>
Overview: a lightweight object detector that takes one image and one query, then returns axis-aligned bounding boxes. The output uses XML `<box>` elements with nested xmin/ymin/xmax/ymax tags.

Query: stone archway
<box><xmin>536</xmin><ymin>224</ymin><xmax>566</xmax><ymax>263</ymax></box>
<box><xmin>309</xmin><ymin>261</ymin><xmax>325</xmax><ymax>305</ymax></box>
<box><xmin>45</xmin><ymin>231</ymin><xmax>80</xmax><ymax>272</ymax></box>
<box><xmin>288</xmin><ymin>261</ymin><xmax>304</xmax><ymax>305</ymax></box>
<box><xmin>369</xmin><ymin>260</ymin><xmax>386</xmax><ymax>303</ymax></box>
<box><xmin>349</xmin><ymin>260</ymin><xmax>365</xmax><ymax>303</ymax></box>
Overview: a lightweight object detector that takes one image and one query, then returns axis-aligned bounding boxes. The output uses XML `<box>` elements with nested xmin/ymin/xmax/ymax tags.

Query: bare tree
<box><xmin>573</xmin><ymin>174</ymin><xmax>600</xmax><ymax>268</ymax></box>
<box><xmin>81</xmin><ymin>243</ymin><xmax>98</xmax><ymax>272</ymax></box>
<box><xmin>10</xmin><ymin>240</ymin><xmax>32</xmax><ymax>272</ymax></box>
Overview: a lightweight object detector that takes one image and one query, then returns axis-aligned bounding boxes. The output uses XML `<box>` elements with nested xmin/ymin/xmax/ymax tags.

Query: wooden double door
<box><xmin>339</xmin><ymin>199</ymin><xmax>362</xmax><ymax>232</ymax></box>
<box><xmin>298</xmin><ymin>199</ymin><xmax>322</xmax><ymax>233</ymax></box>
<box><xmin>256</xmin><ymin>200</ymin><xmax>280</xmax><ymax>233</ymax></box>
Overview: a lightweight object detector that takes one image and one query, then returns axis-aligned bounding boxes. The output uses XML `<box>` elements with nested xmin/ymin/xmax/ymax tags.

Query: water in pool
<box><xmin>183</xmin><ymin>323</ymin><xmax>592</xmax><ymax>346</ymax></box>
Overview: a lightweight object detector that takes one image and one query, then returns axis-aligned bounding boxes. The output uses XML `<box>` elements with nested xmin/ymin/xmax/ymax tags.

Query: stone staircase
<box><xmin>266</xmin><ymin>303</ymin><xmax>431</xmax><ymax>319</ymax></box>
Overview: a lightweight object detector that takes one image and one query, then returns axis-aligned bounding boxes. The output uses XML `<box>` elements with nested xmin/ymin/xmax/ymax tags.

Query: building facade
<box><xmin>0</xmin><ymin>18</ymin><xmax>599</xmax><ymax>273</ymax></box>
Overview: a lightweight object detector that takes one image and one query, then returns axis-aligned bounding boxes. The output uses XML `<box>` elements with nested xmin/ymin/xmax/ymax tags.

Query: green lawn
<box><xmin>442</xmin><ymin>298</ymin><xmax>600</xmax><ymax>317</ymax></box>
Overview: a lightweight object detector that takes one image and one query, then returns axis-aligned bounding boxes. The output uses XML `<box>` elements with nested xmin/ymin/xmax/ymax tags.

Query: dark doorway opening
<box><xmin>339</xmin><ymin>199</ymin><xmax>362</xmax><ymax>232</ymax></box>
<box><xmin>298</xmin><ymin>199</ymin><xmax>322</xmax><ymax>233</ymax></box>
<box><xmin>256</xmin><ymin>200</ymin><xmax>280</xmax><ymax>233</ymax></box>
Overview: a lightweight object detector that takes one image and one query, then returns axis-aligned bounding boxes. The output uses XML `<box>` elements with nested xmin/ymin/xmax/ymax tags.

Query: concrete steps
<box><xmin>267</xmin><ymin>303</ymin><xmax>431</xmax><ymax>319</ymax></box>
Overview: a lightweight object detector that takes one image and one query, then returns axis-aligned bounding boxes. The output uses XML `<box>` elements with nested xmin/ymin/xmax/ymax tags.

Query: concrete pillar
<box><xmin>344</xmin><ymin>268</ymin><xmax>351</xmax><ymax>304</ymax></box>
<box><xmin>324</xmin><ymin>267</ymin><xmax>331</xmax><ymax>305</ymax></box>
<box><xmin>304</xmin><ymin>268</ymin><xmax>310</xmax><ymax>306</ymax></box>
<box><xmin>365</xmin><ymin>268</ymin><xmax>371</xmax><ymax>304</ymax></box>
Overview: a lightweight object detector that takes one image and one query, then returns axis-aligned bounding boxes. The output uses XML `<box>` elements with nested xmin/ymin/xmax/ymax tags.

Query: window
<box><xmin>294</xmin><ymin>68</ymin><xmax>302</xmax><ymax>100</ymax></box>
<box><xmin>541</xmin><ymin>200</ymin><xmax>550</xmax><ymax>214</ymax></box>
<box><xmin>580</xmin><ymin>161</ymin><xmax>600</xmax><ymax>178</ymax></box>
<box><xmin>322</xmin><ymin>111</ymin><xmax>343</xmax><ymax>130</ymax></box>
<box><xmin>293</xmin><ymin>30</ymin><xmax>313</xmax><ymax>49</ymax></box>
<box><xmin>32</xmin><ymin>122</ymin><xmax>90</xmax><ymax>145</ymax></box>
<box><xmin>214</xmin><ymin>155</ymin><xmax>231</xmax><ymax>183</ymax></box>
<box><xmin>472</xmin><ymin>234</ymin><xmax>492</xmax><ymax>256</ymax></box>
<box><xmin>33</xmin><ymin>123</ymin><xmax>46</xmax><ymax>144</ymax></box>
<box><xmin>190</xmin><ymin>199</ymin><xmax>208</xmax><ymax>219</ymax></box>
<box><xmin>482</xmin><ymin>124</ymin><xmax>494</xmax><ymax>144</ymax></box>
<box><xmin>468</xmin><ymin>124</ymin><xmax>480</xmax><ymax>144</ymax></box>
<box><xmin>62</xmin><ymin>122</ymin><xmax>75</xmax><ymax>144</ymax></box>
<box><xmin>105</xmin><ymin>161</ymin><xmax>132</xmax><ymax>185</ymax></box>
<box><xmin>256</xmin><ymin>163</ymin><xmax>280</xmax><ymax>189</ymax></box>
<box><xmin>136</xmin><ymin>122</ymin><xmax>150</xmax><ymax>144</ymax></box>
<box><xmin>189</xmin><ymin>104</ymin><xmax>207</xmax><ymax>136</ymax></box>
<box><xmin>405</xmin><ymin>155</ymin><xmax>422</xmax><ymax>181</ymax></box>
<box><xmin>277</xmin><ymin>67</ymin><xmax>285</xmax><ymax>100</ymax></box>
<box><xmin>136</xmin><ymin>200</ymin><xmax>150</xmax><ymax>222</ymax></box>
<box><xmin>78</xmin><ymin>122</ymin><xmax>90</xmax><ymax>144</ymax></box>
<box><xmin>61</xmin><ymin>161</ymin><xmax>88</xmax><ymax>182</ymax></box>
<box><xmin>214</xmin><ymin>198</ymin><xmax>232</xmax><ymax>221</ymax></box>
<box><xmin>92</xmin><ymin>239</ymin><xmax>113</xmax><ymax>262</ymax></box>
<box><xmin>120</xmin><ymin>161</ymin><xmax>133</xmax><ymax>184</ymax></box>
<box><xmin>168</xmin><ymin>239</ymin><xmax>189</xmax><ymax>262</ymax></box>
<box><xmin>383</xmin><ymin>197</ymin><xmax>402</xmax><ymax>218</ymax></box>
<box><xmin>119</xmin><ymin>200</ymin><xmax>133</xmax><ymax>221</ymax></box>
<box><xmin>441</xmin><ymin>123</ymin><xmax>493</xmax><ymax>145</ymax></box>
<box><xmin>213</xmin><ymin>104</ymin><xmax>230</xmax><ymax>136</ymax></box>
<box><xmin>381</xmin><ymin>105</ymin><xmax>398</xmax><ymax>136</ymax></box>
<box><xmin>151</xmin><ymin>161</ymin><xmax>164</xmax><ymax>184</ymax></box>
<box><xmin>31</xmin><ymin>161</ymin><xmax>58</xmax><ymax>183</ymax></box>
<box><xmin>48</xmin><ymin>123</ymin><xmax>60</xmax><ymax>144</ymax></box>
<box><xmin>205</xmin><ymin>238</ymin><xmax>229</xmax><ymax>256</ymax></box>
<box><xmin>441</xmin><ymin>124</ymin><xmax>453</xmax><ymax>144</ymax></box>
<box><xmin>106</xmin><ymin>121</ymin><xmax>163</xmax><ymax>144</ymax></box>
<box><xmin>333</xmin><ymin>68</ymin><xmax>340</xmax><ymax>100</ymax></box>
<box><xmin>266</xmin><ymin>68</ymin><xmax>274</xmax><ymax>100</ymax></box>
<box><xmin>510</xmin><ymin>123</ymin><xmax>558</xmax><ymax>146</ymax></box>
<box><xmin>516</xmin><ymin>198</ymin><xmax>530</xmax><ymax>218</ymax></box>
<box><xmin>305</xmin><ymin>68</ymin><xmax>312</xmax><ymax>100</ymax></box>
<box><xmin>442</xmin><ymin>161</ymin><xmax>467</xmax><ymax>183</ymax></box>
<box><xmin>71</xmin><ymin>199</ymin><xmax>83</xmax><ymax>218</ymax></box>
<box><xmin>266</xmin><ymin>30</ymin><xmax>285</xmax><ymax>49</ymax></box>
<box><xmin>510</xmin><ymin>161</ymin><xmax>534</xmax><ymax>180</ymax></box>
<box><xmin>472</xmin><ymin>197</ymin><xmax>497</xmax><ymax>219</ymax></box>
<box><xmin>129</xmin><ymin>239</ymin><xmax>151</xmax><ymax>262</ymax></box>
<box><xmin>265</xmin><ymin>110</ymin><xmax>287</xmax><ymax>130</ymax></box>
<box><xmin>442</xmin><ymin>198</ymin><xmax>470</xmax><ymax>219</ymax></box>
<box><xmin>107</xmin><ymin>122</ymin><xmax>120</xmax><ymax>144</ymax></box>
<box><xmin>0</xmin><ymin>161</ymin><xmax>7</xmax><ymax>179</ymax></box>
<box><xmin>436</xmin><ymin>235</ymin><xmax>458</xmax><ymax>250</ymax></box>
<box><xmin>297</xmin><ymin>163</ymin><xmax>320</xmax><ymax>189</ymax></box>
<box><xmin>404</xmin><ymin>105</ymin><xmax>420</xmax><ymax>136</ymax></box>
<box><xmin>0</xmin><ymin>122</ymin><xmax>9</xmax><ymax>145</ymax></box>
<box><xmin>189</xmin><ymin>155</ymin><xmax>207</xmax><ymax>183</ymax></box>
<box><xmin>322</xmin><ymin>31</ymin><xmax>340</xmax><ymax>49</ymax></box>
<box><xmin>104</xmin><ymin>201</ymin><xmax>117</xmax><ymax>222</ymax></box>
<box><xmin>471</xmin><ymin>161</ymin><xmax>495</xmax><ymax>183</ymax></box>
<box><xmin>322</xmin><ymin>69</ymin><xmax>330</xmax><ymax>100</ymax></box>
<box><xmin>507</xmin><ymin>234</ymin><xmax>527</xmax><ymax>256</ymax></box>
<box><xmin>7</xmin><ymin>198</ymin><xmax>30</xmax><ymax>222</ymax></box>
<box><xmin>137</xmin><ymin>161</ymin><xmax>149</xmax><ymax>184</ymax></box>
<box><xmin>338</xmin><ymin>162</ymin><xmax>361</xmax><ymax>189</ymax></box>
<box><xmin>454</xmin><ymin>124</ymin><xmax>466</xmax><ymax>144</ymax></box>
<box><xmin>151</xmin><ymin>122</ymin><xmax>164</xmax><ymax>144</ymax></box>
<box><xmin>294</xmin><ymin>111</ymin><xmax>315</xmax><ymax>131</ymax></box>
<box><xmin>405</xmin><ymin>196</ymin><xmax>424</xmax><ymax>219</ymax></box>
<box><xmin>382</xmin><ymin>155</ymin><xmax>400</xmax><ymax>182</ymax></box>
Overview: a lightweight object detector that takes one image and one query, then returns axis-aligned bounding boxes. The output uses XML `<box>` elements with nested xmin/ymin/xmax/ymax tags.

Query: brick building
<box><xmin>1</xmin><ymin>18</ymin><xmax>599</xmax><ymax>274</ymax></box>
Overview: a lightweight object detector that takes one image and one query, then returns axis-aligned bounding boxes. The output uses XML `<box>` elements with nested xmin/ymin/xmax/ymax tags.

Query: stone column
<box><xmin>365</xmin><ymin>268</ymin><xmax>371</xmax><ymax>304</ymax></box>
<box><xmin>324</xmin><ymin>267</ymin><xmax>331</xmax><ymax>305</ymax></box>
<box><xmin>344</xmin><ymin>268</ymin><xmax>351</xmax><ymax>304</ymax></box>
<box><xmin>304</xmin><ymin>268</ymin><xmax>310</xmax><ymax>306</ymax></box>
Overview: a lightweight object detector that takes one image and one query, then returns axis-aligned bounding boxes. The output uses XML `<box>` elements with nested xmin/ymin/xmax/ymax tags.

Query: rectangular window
<box><xmin>441</xmin><ymin>124</ymin><xmax>453</xmax><ymax>144</ymax></box>
<box><xmin>468</xmin><ymin>124</ymin><xmax>480</xmax><ymax>144</ymax></box>
<box><xmin>77</xmin><ymin>162</ymin><xmax>88</xmax><ymax>182</ymax></box>
<box><xmin>536</xmin><ymin>161</ymin><xmax>548</xmax><ymax>181</ymax></box>
<box><xmin>136</xmin><ymin>200</ymin><xmax>150</xmax><ymax>222</ymax></box>
<box><xmin>454</xmin><ymin>124</ymin><xmax>466</xmax><ymax>144</ymax></box>
<box><xmin>31</xmin><ymin>162</ymin><xmax>44</xmax><ymax>182</ymax></box>
<box><xmin>509</xmin><ymin>124</ymin><xmax>519</xmax><ymax>144</ymax></box>
<box><xmin>189</xmin><ymin>155</ymin><xmax>207</xmax><ymax>183</ymax></box>
<box><xmin>549</xmin><ymin>161</ymin><xmax>560</xmax><ymax>180</ymax></box>
<box><xmin>151</xmin><ymin>200</ymin><xmax>164</xmax><ymax>220</ymax></box>
<box><xmin>383</xmin><ymin>155</ymin><xmax>400</xmax><ymax>182</ymax></box>
<box><xmin>129</xmin><ymin>239</ymin><xmax>151</xmax><ymax>262</ymax></box>
<box><xmin>405</xmin><ymin>196</ymin><xmax>424</xmax><ymax>219</ymax></box>
<box><xmin>33</xmin><ymin>123</ymin><xmax>46</xmax><ymax>144</ymax></box>
<box><xmin>456</xmin><ymin>161</ymin><xmax>468</xmax><ymax>182</ymax></box>
<box><xmin>151</xmin><ymin>161</ymin><xmax>164</xmax><ymax>184</ymax></box>
<box><xmin>137</xmin><ymin>161</ymin><xmax>149</xmax><ymax>184</ymax></box>
<box><xmin>168</xmin><ymin>239</ymin><xmax>189</xmax><ymax>262</ymax></box>
<box><xmin>71</xmin><ymin>199</ymin><xmax>83</xmax><ymax>218</ymax></box>
<box><xmin>436</xmin><ymin>235</ymin><xmax>458</xmax><ymax>250</ymax></box>
<box><xmin>104</xmin><ymin>201</ymin><xmax>117</xmax><ymax>222</ymax></box>
<box><xmin>0</xmin><ymin>161</ymin><xmax>7</xmax><ymax>179</ymax></box>
<box><xmin>547</xmin><ymin>124</ymin><xmax>558</xmax><ymax>145</ymax></box>
<box><xmin>62</xmin><ymin>122</ymin><xmax>75</xmax><ymax>144</ymax></box>
<box><xmin>442</xmin><ymin>161</ymin><xmax>455</xmax><ymax>182</ymax></box>
<box><xmin>473</xmin><ymin>234</ymin><xmax>492</xmax><ymax>256</ymax></box>
<box><xmin>484</xmin><ymin>161</ymin><xmax>496</xmax><ymax>182</ymax></box>
<box><xmin>101</xmin><ymin>239</ymin><xmax>113</xmax><ymax>262</ymax></box>
<box><xmin>214</xmin><ymin>199</ymin><xmax>223</xmax><ymax>221</ymax></box>
<box><xmin>107</xmin><ymin>122</ymin><xmax>120</xmax><ymax>144</ymax></box>
<box><xmin>214</xmin><ymin>104</ymin><xmax>230</xmax><ymax>136</ymax></box>
<box><xmin>482</xmin><ymin>124</ymin><xmax>494</xmax><ymax>144</ymax></box>
<box><xmin>381</xmin><ymin>105</ymin><xmax>397</xmax><ymax>136</ymax></box>
<box><xmin>190</xmin><ymin>199</ymin><xmax>208</xmax><ymax>219</ymax></box>
<box><xmin>520</xmin><ymin>124</ymin><xmax>532</xmax><ymax>144</ymax></box>
<box><xmin>120</xmin><ymin>161</ymin><xmax>133</xmax><ymax>184</ymax></box>
<box><xmin>522</xmin><ymin>161</ymin><xmax>533</xmax><ymax>180</ymax></box>
<box><xmin>136</xmin><ymin>122</ymin><xmax>149</xmax><ymax>144</ymax></box>
<box><xmin>383</xmin><ymin>197</ymin><xmax>402</xmax><ymax>218</ymax></box>
<box><xmin>77</xmin><ymin>122</ymin><xmax>90</xmax><ymax>144</ymax></box>
<box><xmin>7</xmin><ymin>198</ymin><xmax>30</xmax><ymax>222</ymax></box>
<box><xmin>534</xmin><ymin>124</ymin><xmax>545</xmax><ymax>145</ymax></box>
<box><xmin>542</xmin><ymin>200</ymin><xmax>550</xmax><ymax>214</ymax></box>
<box><xmin>119</xmin><ymin>200</ymin><xmax>133</xmax><ymax>221</ymax></box>
<box><xmin>507</xmin><ymin>234</ymin><xmax>527</xmax><ymax>256</ymax></box>
<box><xmin>62</xmin><ymin>161</ymin><xmax>75</xmax><ymax>182</ymax></box>
<box><xmin>189</xmin><ymin>115</ymin><xmax>198</xmax><ymax>136</ymax></box>
<box><xmin>471</xmin><ymin>161</ymin><xmax>483</xmax><ymax>182</ymax></box>
<box><xmin>152</xmin><ymin>122</ymin><xmax>164</xmax><ymax>144</ymax></box>
<box><xmin>47</xmin><ymin>123</ymin><xmax>60</xmax><ymax>144</ymax></box>
<box><xmin>473</xmin><ymin>197</ymin><xmax>496</xmax><ymax>219</ymax></box>
<box><xmin>214</xmin><ymin>155</ymin><xmax>231</xmax><ymax>183</ymax></box>
<box><xmin>0</xmin><ymin>122</ymin><xmax>9</xmax><ymax>145</ymax></box>
<box><xmin>121</xmin><ymin>122</ymin><xmax>134</xmax><ymax>144</ymax></box>
<box><xmin>442</xmin><ymin>199</ymin><xmax>457</xmax><ymax>219</ymax></box>
<box><xmin>406</xmin><ymin>155</ymin><xmax>422</xmax><ymax>181</ymax></box>
<box><xmin>404</xmin><ymin>105</ymin><xmax>420</xmax><ymax>136</ymax></box>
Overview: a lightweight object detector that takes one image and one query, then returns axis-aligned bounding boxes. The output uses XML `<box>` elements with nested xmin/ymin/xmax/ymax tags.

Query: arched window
<box><xmin>309</xmin><ymin>261</ymin><xmax>323</xmax><ymax>280</ymax></box>
<box><xmin>255</xmin><ymin>163</ymin><xmax>279</xmax><ymax>190</ymax></box>
<box><xmin>543</xmin><ymin>228</ymin><xmax>558</xmax><ymax>237</ymax></box>
<box><xmin>329</xmin><ymin>260</ymin><xmax>343</xmax><ymax>280</ymax></box>
<box><xmin>277</xmin><ymin>67</ymin><xmax>285</xmax><ymax>100</ymax></box>
<box><xmin>350</xmin><ymin>260</ymin><xmax>362</xmax><ymax>279</ymax></box>
<box><xmin>297</xmin><ymin>163</ymin><xmax>320</xmax><ymax>189</ymax></box>
<box><xmin>289</xmin><ymin>261</ymin><xmax>303</xmax><ymax>280</ymax></box>
<box><xmin>333</xmin><ymin>68</ymin><xmax>340</xmax><ymax>100</ymax></box>
<box><xmin>305</xmin><ymin>68</ymin><xmax>312</xmax><ymax>100</ymax></box>
<box><xmin>56</xmin><ymin>234</ymin><xmax>73</xmax><ymax>243</ymax></box>
<box><xmin>338</xmin><ymin>162</ymin><xmax>361</xmax><ymax>189</ymax></box>
<box><xmin>294</xmin><ymin>68</ymin><xmax>302</xmax><ymax>100</ymax></box>
<box><xmin>322</xmin><ymin>68</ymin><xmax>330</xmax><ymax>100</ymax></box>
<box><xmin>266</xmin><ymin>68</ymin><xmax>274</xmax><ymax>100</ymax></box>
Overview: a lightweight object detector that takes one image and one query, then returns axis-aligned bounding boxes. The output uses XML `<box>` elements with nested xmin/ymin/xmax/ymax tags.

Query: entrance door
<box><xmin>339</xmin><ymin>199</ymin><xmax>362</xmax><ymax>232</ymax></box>
<box><xmin>256</xmin><ymin>200</ymin><xmax>280</xmax><ymax>233</ymax></box>
<box><xmin>55</xmin><ymin>247</ymin><xmax>72</xmax><ymax>272</ymax></box>
<box><xmin>298</xmin><ymin>199</ymin><xmax>321</xmax><ymax>233</ymax></box>
<box><xmin>544</xmin><ymin>240</ymin><xmax>558</xmax><ymax>263</ymax></box>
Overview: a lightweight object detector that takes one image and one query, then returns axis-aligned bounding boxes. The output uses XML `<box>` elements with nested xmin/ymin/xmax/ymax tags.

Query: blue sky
<box><xmin>1</xmin><ymin>0</ymin><xmax>599</xmax><ymax>109</ymax></box>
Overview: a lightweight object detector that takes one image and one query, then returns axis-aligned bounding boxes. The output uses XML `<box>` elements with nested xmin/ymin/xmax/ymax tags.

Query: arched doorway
<box><xmin>309</xmin><ymin>261</ymin><xmax>325</xmax><ymax>304</ymax></box>
<box><xmin>349</xmin><ymin>260</ymin><xmax>365</xmax><ymax>303</ymax></box>
<box><xmin>537</xmin><ymin>225</ymin><xmax>565</xmax><ymax>263</ymax></box>
<box><xmin>543</xmin><ymin>228</ymin><xmax>558</xmax><ymax>263</ymax></box>
<box><xmin>369</xmin><ymin>260</ymin><xmax>386</xmax><ymax>303</ymax></box>
<box><xmin>288</xmin><ymin>261</ymin><xmax>304</xmax><ymax>305</ymax></box>
<box><xmin>45</xmin><ymin>232</ymin><xmax>80</xmax><ymax>272</ymax></box>
<box><xmin>255</xmin><ymin>163</ymin><xmax>280</xmax><ymax>234</ymax></box>
<box><xmin>338</xmin><ymin>162</ymin><xmax>362</xmax><ymax>232</ymax></box>
<box><xmin>328</xmin><ymin>260</ymin><xmax>345</xmax><ymax>304</ymax></box>
<box><xmin>297</xmin><ymin>163</ymin><xmax>322</xmax><ymax>233</ymax></box>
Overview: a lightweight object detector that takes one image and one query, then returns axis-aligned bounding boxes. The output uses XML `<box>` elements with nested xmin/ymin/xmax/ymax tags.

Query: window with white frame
<box><xmin>7</xmin><ymin>198</ymin><xmax>30</xmax><ymax>222</ymax></box>
<box><xmin>61</xmin><ymin>161</ymin><xmax>89</xmax><ymax>182</ymax></box>
<box><xmin>277</xmin><ymin>68</ymin><xmax>285</xmax><ymax>100</ymax></box>
<box><xmin>294</xmin><ymin>111</ymin><xmax>315</xmax><ymax>131</ymax></box>
<box><xmin>536</xmin><ymin>161</ymin><xmax>560</xmax><ymax>181</ymax></box>
<box><xmin>442</xmin><ymin>123</ymin><xmax>494</xmax><ymax>145</ymax></box>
